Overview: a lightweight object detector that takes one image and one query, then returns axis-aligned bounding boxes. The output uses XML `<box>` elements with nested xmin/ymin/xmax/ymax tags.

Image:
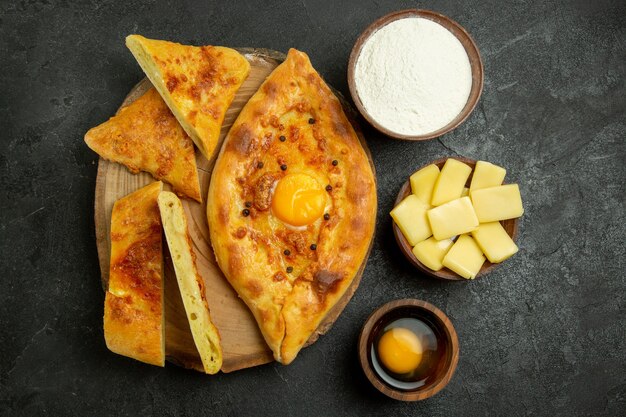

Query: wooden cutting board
<box><xmin>94</xmin><ymin>48</ymin><xmax>375</xmax><ymax>373</ymax></box>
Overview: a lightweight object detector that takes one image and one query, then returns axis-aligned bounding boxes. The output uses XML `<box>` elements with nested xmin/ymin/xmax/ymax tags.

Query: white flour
<box><xmin>355</xmin><ymin>17</ymin><xmax>472</xmax><ymax>136</ymax></box>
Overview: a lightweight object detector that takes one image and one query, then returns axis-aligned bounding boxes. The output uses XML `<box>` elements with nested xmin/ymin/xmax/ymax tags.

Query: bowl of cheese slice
<box><xmin>391</xmin><ymin>157</ymin><xmax>524</xmax><ymax>280</ymax></box>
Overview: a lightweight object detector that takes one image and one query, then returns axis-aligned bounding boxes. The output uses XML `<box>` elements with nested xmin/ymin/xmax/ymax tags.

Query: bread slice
<box><xmin>85</xmin><ymin>88</ymin><xmax>201</xmax><ymax>202</ymax></box>
<box><xmin>157</xmin><ymin>191</ymin><xmax>223</xmax><ymax>374</ymax></box>
<box><xmin>104</xmin><ymin>181</ymin><xmax>164</xmax><ymax>366</ymax></box>
<box><xmin>125</xmin><ymin>35</ymin><xmax>250</xmax><ymax>160</ymax></box>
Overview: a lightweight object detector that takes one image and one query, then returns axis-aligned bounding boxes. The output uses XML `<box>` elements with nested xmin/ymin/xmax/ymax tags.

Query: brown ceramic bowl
<box><xmin>392</xmin><ymin>157</ymin><xmax>519</xmax><ymax>280</ymax></box>
<box><xmin>358</xmin><ymin>299</ymin><xmax>459</xmax><ymax>401</ymax></box>
<box><xmin>347</xmin><ymin>9</ymin><xmax>484</xmax><ymax>141</ymax></box>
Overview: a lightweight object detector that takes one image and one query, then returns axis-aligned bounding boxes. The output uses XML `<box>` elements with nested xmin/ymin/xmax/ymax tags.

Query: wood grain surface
<box><xmin>94</xmin><ymin>49</ymin><xmax>376</xmax><ymax>373</ymax></box>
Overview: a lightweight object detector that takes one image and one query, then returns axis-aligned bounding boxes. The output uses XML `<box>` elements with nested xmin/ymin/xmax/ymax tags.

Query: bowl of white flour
<box><xmin>348</xmin><ymin>9</ymin><xmax>483</xmax><ymax>141</ymax></box>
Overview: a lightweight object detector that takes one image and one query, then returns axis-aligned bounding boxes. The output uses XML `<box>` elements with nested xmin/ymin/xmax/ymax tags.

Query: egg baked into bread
<box><xmin>207</xmin><ymin>49</ymin><xmax>377</xmax><ymax>364</ymax></box>
<box><xmin>85</xmin><ymin>88</ymin><xmax>201</xmax><ymax>202</ymax></box>
<box><xmin>126</xmin><ymin>35</ymin><xmax>250</xmax><ymax>160</ymax></box>
<box><xmin>158</xmin><ymin>191</ymin><xmax>223</xmax><ymax>374</ymax></box>
<box><xmin>103</xmin><ymin>181</ymin><xmax>165</xmax><ymax>366</ymax></box>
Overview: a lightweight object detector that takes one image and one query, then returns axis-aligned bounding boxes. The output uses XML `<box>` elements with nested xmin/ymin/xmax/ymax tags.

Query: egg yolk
<box><xmin>271</xmin><ymin>173</ymin><xmax>326</xmax><ymax>227</ymax></box>
<box><xmin>377</xmin><ymin>328</ymin><xmax>423</xmax><ymax>374</ymax></box>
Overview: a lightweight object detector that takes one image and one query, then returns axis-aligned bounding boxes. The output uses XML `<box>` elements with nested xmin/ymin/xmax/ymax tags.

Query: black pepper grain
<box><xmin>257</xmin><ymin>161</ymin><xmax>264</xmax><ymax>169</ymax></box>
<box><xmin>310</xmin><ymin>244</ymin><xmax>317</xmax><ymax>251</ymax></box>
<box><xmin>323</xmin><ymin>213</ymin><xmax>330</xmax><ymax>220</ymax></box>
<box><xmin>242</xmin><ymin>209</ymin><xmax>250</xmax><ymax>217</ymax></box>
<box><xmin>308</xmin><ymin>118</ymin><xmax>315</xmax><ymax>124</ymax></box>
<box><xmin>279</xmin><ymin>135</ymin><xmax>286</xmax><ymax>142</ymax></box>
<box><xmin>284</xmin><ymin>249</ymin><xmax>291</xmax><ymax>256</ymax></box>
<box><xmin>244</xmin><ymin>201</ymin><xmax>252</xmax><ymax>208</ymax></box>
<box><xmin>325</xmin><ymin>185</ymin><xmax>332</xmax><ymax>192</ymax></box>
<box><xmin>286</xmin><ymin>266</ymin><xmax>293</xmax><ymax>273</ymax></box>
<box><xmin>280</xmin><ymin>164</ymin><xmax>288</xmax><ymax>171</ymax></box>
<box><xmin>332</xmin><ymin>160</ymin><xmax>338</xmax><ymax>166</ymax></box>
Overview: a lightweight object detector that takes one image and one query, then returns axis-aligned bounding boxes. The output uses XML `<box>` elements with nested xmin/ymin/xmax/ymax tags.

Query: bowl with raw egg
<box><xmin>358</xmin><ymin>299</ymin><xmax>459</xmax><ymax>401</ymax></box>
<box><xmin>391</xmin><ymin>157</ymin><xmax>523</xmax><ymax>280</ymax></box>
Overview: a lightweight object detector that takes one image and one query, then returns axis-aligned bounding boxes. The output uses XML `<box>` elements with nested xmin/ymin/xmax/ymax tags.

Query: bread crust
<box><xmin>207</xmin><ymin>49</ymin><xmax>377</xmax><ymax>364</ymax></box>
<box><xmin>104</xmin><ymin>181</ymin><xmax>164</xmax><ymax>366</ymax></box>
<box><xmin>85</xmin><ymin>88</ymin><xmax>201</xmax><ymax>202</ymax></box>
<box><xmin>126</xmin><ymin>35</ymin><xmax>250</xmax><ymax>160</ymax></box>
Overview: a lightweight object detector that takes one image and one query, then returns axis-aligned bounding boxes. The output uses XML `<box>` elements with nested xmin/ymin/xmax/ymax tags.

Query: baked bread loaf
<box><xmin>207</xmin><ymin>49</ymin><xmax>377</xmax><ymax>364</ymax></box>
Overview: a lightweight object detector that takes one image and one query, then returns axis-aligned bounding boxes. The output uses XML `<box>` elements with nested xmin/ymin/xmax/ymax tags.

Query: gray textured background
<box><xmin>1</xmin><ymin>0</ymin><xmax>625</xmax><ymax>416</ymax></box>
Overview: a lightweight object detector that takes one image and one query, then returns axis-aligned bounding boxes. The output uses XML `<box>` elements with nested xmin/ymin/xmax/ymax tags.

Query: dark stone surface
<box><xmin>1</xmin><ymin>0</ymin><xmax>624</xmax><ymax>415</ymax></box>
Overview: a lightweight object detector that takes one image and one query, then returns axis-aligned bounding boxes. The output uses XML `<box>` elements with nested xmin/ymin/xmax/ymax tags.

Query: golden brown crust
<box><xmin>104</xmin><ymin>181</ymin><xmax>164</xmax><ymax>366</ymax></box>
<box><xmin>126</xmin><ymin>35</ymin><xmax>250</xmax><ymax>160</ymax></box>
<box><xmin>85</xmin><ymin>88</ymin><xmax>201</xmax><ymax>202</ymax></box>
<box><xmin>207</xmin><ymin>49</ymin><xmax>377</xmax><ymax>364</ymax></box>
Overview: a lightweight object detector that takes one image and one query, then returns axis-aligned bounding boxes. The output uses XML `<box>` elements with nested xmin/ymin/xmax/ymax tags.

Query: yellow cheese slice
<box><xmin>461</xmin><ymin>187</ymin><xmax>470</xmax><ymax>197</ymax></box>
<box><xmin>442</xmin><ymin>234</ymin><xmax>486</xmax><ymax>279</ymax></box>
<box><xmin>427</xmin><ymin>197</ymin><xmax>478</xmax><ymax>240</ymax></box>
<box><xmin>471</xmin><ymin>222</ymin><xmax>519</xmax><ymax>263</ymax></box>
<box><xmin>470</xmin><ymin>161</ymin><xmax>506</xmax><ymax>191</ymax></box>
<box><xmin>431</xmin><ymin>159</ymin><xmax>472</xmax><ymax>206</ymax></box>
<box><xmin>412</xmin><ymin>237</ymin><xmax>454</xmax><ymax>271</ymax></box>
<box><xmin>470</xmin><ymin>184</ymin><xmax>524</xmax><ymax>222</ymax></box>
<box><xmin>158</xmin><ymin>191</ymin><xmax>223</xmax><ymax>374</ymax></box>
<box><xmin>390</xmin><ymin>194</ymin><xmax>432</xmax><ymax>246</ymax></box>
<box><xmin>410</xmin><ymin>164</ymin><xmax>440</xmax><ymax>206</ymax></box>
